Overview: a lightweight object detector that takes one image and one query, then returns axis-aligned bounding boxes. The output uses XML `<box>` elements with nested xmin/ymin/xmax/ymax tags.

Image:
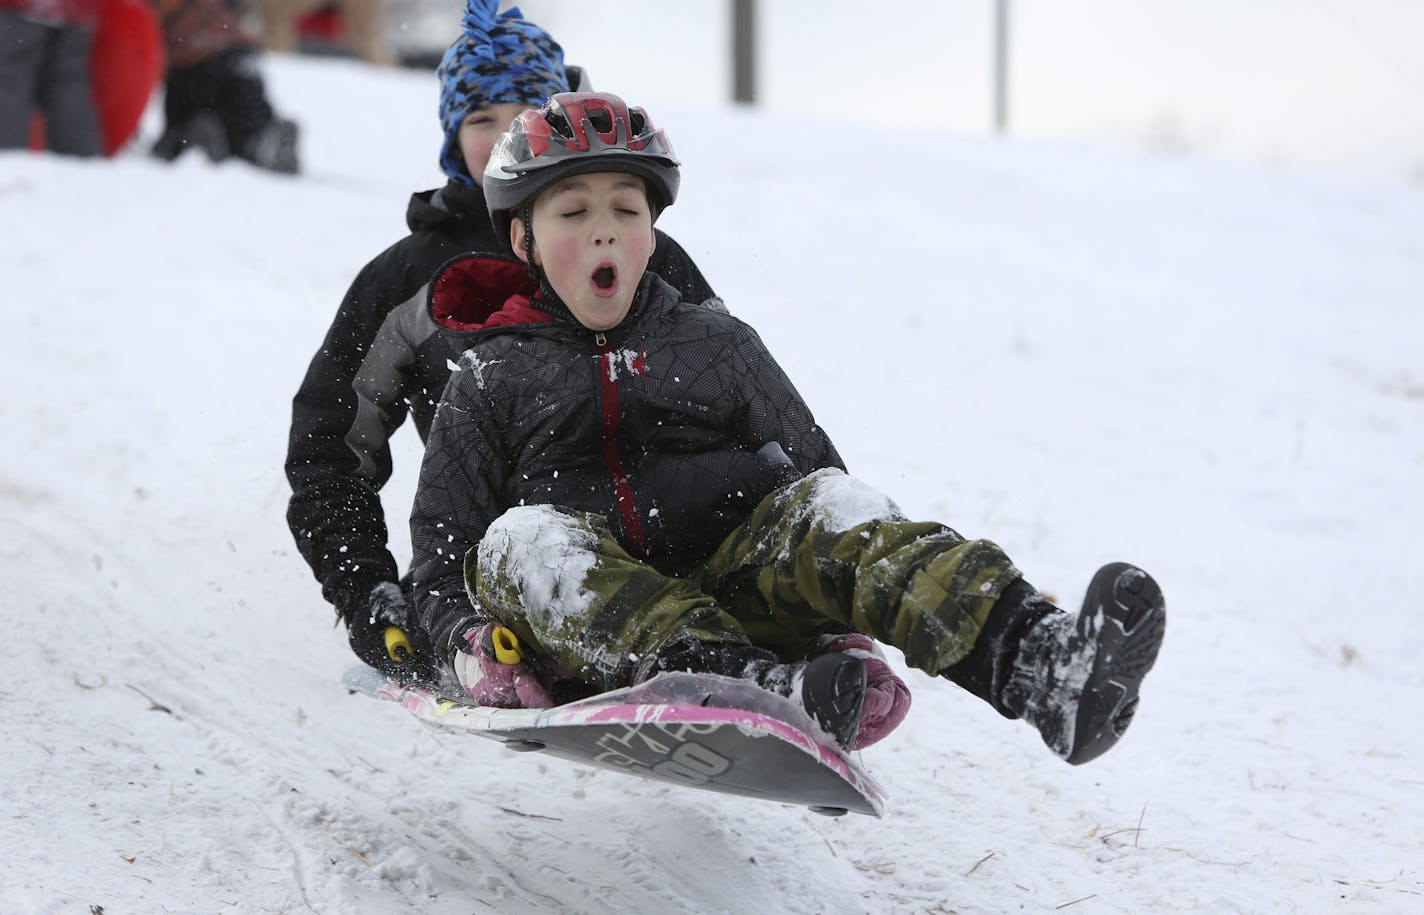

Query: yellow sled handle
<box><xmin>383</xmin><ymin>626</ymin><xmax>413</xmax><ymax>664</ymax></box>
<box><xmin>491</xmin><ymin>626</ymin><xmax>523</xmax><ymax>665</ymax></box>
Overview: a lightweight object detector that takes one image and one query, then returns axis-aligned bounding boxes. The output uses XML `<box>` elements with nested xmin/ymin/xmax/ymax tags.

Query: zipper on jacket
<box><xmin>595</xmin><ymin>334</ymin><xmax>648</xmax><ymax>555</ymax></box>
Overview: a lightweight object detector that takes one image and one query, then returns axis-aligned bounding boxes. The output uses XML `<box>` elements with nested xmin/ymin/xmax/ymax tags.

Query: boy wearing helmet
<box><xmin>410</xmin><ymin>93</ymin><xmax>1166</xmax><ymax>761</ymax></box>
<box><xmin>284</xmin><ymin>0</ymin><xmax>717</xmax><ymax>684</ymax></box>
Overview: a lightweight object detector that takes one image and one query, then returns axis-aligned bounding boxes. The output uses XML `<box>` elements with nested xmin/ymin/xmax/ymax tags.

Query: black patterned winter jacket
<box><xmin>409</xmin><ymin>253</ymin><xmax>844</xmax><ymax>655</ymax></box>
<box><xmin>284</xmin><ymin>181</ymin><xmax>717</xmax><ymax>616</ymax></box>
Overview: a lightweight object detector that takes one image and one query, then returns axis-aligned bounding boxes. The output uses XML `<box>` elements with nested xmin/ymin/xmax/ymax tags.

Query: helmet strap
<box><xmin>520</xmin><ymin>201</ymin><xmax>537</xmax><ymax>278</ymax></box>
<box><xmin>521</xmin><ymin>200</ymin><xmax>567</xmax><ymax>312</ymax></box>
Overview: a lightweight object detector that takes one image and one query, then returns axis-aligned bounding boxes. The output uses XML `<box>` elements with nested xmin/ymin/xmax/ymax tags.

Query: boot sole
<box><xmin>1064</xmin><ymin>562</ymin><xmax>1166</xmax><ymax>765</ymax></box>
<box><xmin>801</xmin><ymin>654</ymin><xmax>868</xmax><ymax>750</ymax></box>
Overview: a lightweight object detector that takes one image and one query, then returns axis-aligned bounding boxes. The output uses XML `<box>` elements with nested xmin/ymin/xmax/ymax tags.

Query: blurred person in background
<box><xmin>253</xmin><ymin>0</ymin><xmax>392</xmax><ymax>66</ymax></box>
<box><xmin>150</xmin><ymin>0</ymin><xmax>300</xmax><ymax>173</ymax></box>
<box><xmin>0</xmin><ymin>0</ymin><xmax>103</xmax><ymax>155</ymax></box>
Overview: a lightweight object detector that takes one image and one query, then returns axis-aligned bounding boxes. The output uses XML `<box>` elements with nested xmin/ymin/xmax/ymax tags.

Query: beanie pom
<box><xmin>438</xmin><ymin>1</ymin><xmax>570</xmax><ymax>185</ymax></box>
<box><xmin>460</xmin><ymin>0</ymin><xmax>500</xmax><ymax>63</ymax></box>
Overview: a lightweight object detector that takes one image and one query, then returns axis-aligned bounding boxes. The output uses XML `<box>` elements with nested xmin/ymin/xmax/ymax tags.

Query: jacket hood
<box><xmin>405</xmin><ymin>180</ymin><xmax>496</xmax><ymax>236</ymax></box>
<box><xmin>430</xmin><ymin>253</ymin><xmax>684</xmax><ymax>344</ymax></box>
<box><xmin>428</xmin><ymin>253</ymin><xmax>552</xmax><ymax>335</ymax></box>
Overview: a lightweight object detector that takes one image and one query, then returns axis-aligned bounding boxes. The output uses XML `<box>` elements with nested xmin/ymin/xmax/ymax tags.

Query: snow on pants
<box><xmin>471</xmin><ymin>468</ymin><xmax>1022</xmax><ymax>693</ymax></box>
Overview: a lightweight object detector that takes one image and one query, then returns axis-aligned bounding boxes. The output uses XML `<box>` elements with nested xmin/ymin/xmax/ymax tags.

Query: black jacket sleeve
<box><xmin>408</xmin><ymin>358</ymin><xmax>509</xmax><ymax>657</ymax></box>
<box><xmin>285</xmin><ymin>254</ymin><xmax>411</xmax><ymax>604</ymax></box>
<box><xmin>731</xmin><ymin>323</ymin><xmax>845</xmax><ymax>475</ymax></box>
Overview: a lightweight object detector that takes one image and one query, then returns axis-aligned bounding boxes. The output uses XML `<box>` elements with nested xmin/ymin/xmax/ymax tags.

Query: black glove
<box><xmin>336</xmin><ymin>580</ymin><xmax>436</xmax><ymax>682</ymax></box>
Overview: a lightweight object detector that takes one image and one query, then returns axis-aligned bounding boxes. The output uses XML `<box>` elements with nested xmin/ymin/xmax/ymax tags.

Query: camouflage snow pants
<box><xmin>470</xmin><ymin>468</ymin><xmax>1022</xmax><ymax>693</ymax></box>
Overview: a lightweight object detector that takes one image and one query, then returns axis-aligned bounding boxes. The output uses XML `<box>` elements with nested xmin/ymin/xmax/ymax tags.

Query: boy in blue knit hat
<box><xmin>285</xmin><ymin>0</ymin><xmax>719</xmax><ymax>684</ymax></box>
<box><xmin>436</xmin><ymin>0</ymin><xmax>573</xmax><ymax>186</ymax></box>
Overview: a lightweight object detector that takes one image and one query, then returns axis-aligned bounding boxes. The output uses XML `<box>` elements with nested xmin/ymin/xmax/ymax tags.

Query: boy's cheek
<box><xmin>545</xmin><ymin>235</ymin><xmax>584</xmax><ymax>273</ymax></box>
<box><xmin>635</xmin><ymin>227</ymin><xmax>656</xmax><ymax>259</ymax></box>
<box><xmin>624</xmin><ymin>228</ymin><xmax>655</xmax><ymax>269</ymax></box>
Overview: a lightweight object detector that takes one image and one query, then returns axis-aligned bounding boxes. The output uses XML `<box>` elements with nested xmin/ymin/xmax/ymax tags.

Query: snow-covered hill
<box><xmin>2</xmin><ymin>55</ymin><xmax>1422</xmax><ymax>913</ymax></box>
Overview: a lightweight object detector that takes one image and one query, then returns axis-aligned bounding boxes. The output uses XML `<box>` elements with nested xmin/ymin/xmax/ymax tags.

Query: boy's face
<box><xmin>459</xmin><ymin>103</ymin><xmax>529</xmax><ymax>185</ymax></box>
<box><xmin>513</xmin><ymin>171</ymin><xmax>655</xmax><ymax>331</ymax></box>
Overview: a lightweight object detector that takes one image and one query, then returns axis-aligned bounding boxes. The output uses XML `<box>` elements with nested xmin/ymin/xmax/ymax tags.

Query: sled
<box><xmin>344</xmin><ymin>665</ymin><xmax>887</xmax><ymax>818</ymax></box>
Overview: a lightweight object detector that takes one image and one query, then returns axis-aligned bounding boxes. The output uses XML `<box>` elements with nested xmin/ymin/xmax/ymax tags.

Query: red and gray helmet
<box><xmin>483</xmin><ymin>92</ymin><xmax>681</xmax><ymax>249</ymax></box>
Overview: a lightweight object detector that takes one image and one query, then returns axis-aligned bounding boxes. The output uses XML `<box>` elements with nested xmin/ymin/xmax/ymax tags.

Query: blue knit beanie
<box><xmin>438</xmin><ymin>0</ymin><xmax>570</xmax><ymax>185</ymax></box>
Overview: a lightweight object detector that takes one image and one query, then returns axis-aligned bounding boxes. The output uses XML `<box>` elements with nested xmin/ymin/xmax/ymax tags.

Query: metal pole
<box><xmin>994</xmin><ymin>0</ymin><xmax>1010</xmax><ymax>132</ymax></box>
<box><xmin>733</xmin><ymin>0</ymin><xmax>756</xmax><ymax>105</ymax></box>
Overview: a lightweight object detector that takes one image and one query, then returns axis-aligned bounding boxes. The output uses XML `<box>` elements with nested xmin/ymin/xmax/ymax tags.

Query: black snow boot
<box><xmin>941</xmin><ymin>576</ymin><xmax>1057</xmax><ymax>716</ymax></box>
<box><xmin>643</xmin><ymin>637</ymin><xmax>867</xmax><ymax>750</ymax></box>
<box><xmin>239</xmin><ymin>117</ymin><xmax>300</xmax><ymax>175</ymax></box>
<box><xmin>151</xmin><ymin>112</ymin><xmax>230</xmax><ymax>163</ymax></box>
<box><xmin>1002</xmin><ymin>562</ymin><xmax>1166</xmax><ymax>765</ymax></box>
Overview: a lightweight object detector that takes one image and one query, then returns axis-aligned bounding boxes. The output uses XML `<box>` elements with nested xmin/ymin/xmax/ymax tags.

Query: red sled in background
<box><xmin>28</xmin><ymin>0</ymin><xmax>164</xmax><ymax>156</ymax></box>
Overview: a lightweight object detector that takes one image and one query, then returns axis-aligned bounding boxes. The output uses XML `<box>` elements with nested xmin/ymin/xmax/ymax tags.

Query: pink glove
<box><xmin>453</xmin><ymin>623</ymin><xmax>554</xmax><ymax>709</ymax></box>
<box><xmin>819</xmin><ymin>633</ymin><xmax>912</xmax><ymax>749</ymax></box>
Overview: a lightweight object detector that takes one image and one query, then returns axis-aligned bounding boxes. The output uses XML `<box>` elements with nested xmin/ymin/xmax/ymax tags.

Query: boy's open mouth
<box><xmin>592</xmin><ymin>265</ymin><xmax>617</xmax><ymax>291</ymax></box>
